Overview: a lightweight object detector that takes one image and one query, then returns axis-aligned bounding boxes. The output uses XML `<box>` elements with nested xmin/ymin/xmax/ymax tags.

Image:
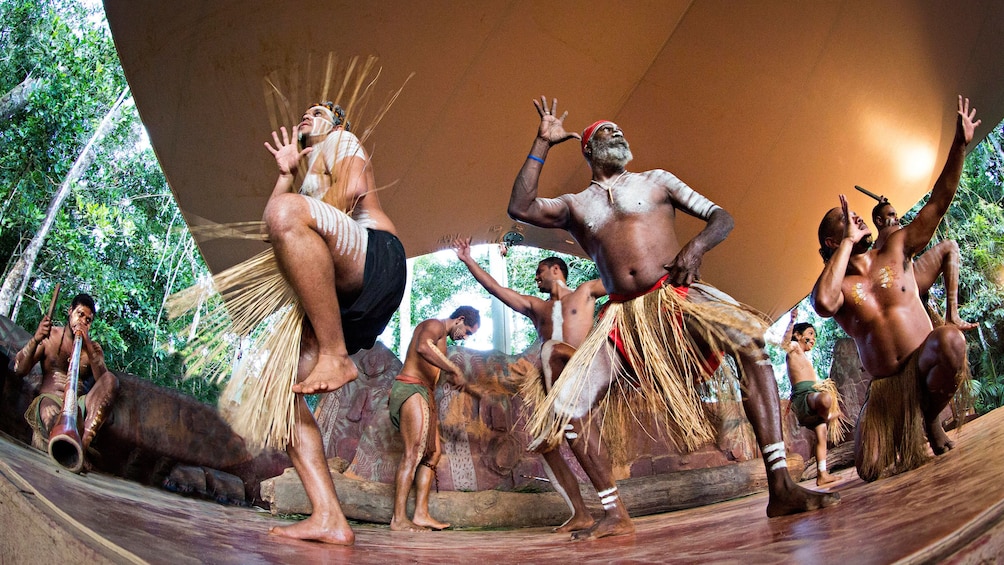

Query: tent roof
<box><xmin>103</xmin><ymin>1</ymin><xmax>1004</xmax><ymax>318</ymax></box>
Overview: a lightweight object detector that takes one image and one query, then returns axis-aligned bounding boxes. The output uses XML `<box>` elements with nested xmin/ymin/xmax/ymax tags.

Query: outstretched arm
<box><xmin>782</xmin><ymin>309</ymin><xmax>798</xmax><ymax>345</ymax></box>
<box><xmin>902</xmin><ymin>96</ymin><xmax>980</xmax><ymax>254</ymax></box>
<box><xmin>507</xmin><ymin>97</ymin><xmax>580</xmax><ymax>229</ymax></box>
<box><xmin>453</xmin><ymin>238</ymin><xmax>537</xmax><ymax>317</ymax></box>
<box><xmin>811</xmin><ymin>195</ymin><xmax>866</xmax><ymax>317</ymax></box>
<box><xmin>264</xmin><ymin>126</ymin><xmax>312</xmax><ymax>198</ymax></box>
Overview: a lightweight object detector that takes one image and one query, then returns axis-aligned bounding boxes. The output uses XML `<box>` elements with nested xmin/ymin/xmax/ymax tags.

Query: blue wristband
<box><xmin>527</xmin><ymin>154</ymin><xmax>545</xmax><ymax>165</ymax></box>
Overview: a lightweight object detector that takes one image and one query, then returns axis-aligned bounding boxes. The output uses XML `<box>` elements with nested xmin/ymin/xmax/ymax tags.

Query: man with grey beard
<box><xmin>508</xmin><ymin>96</ymin><xmax>838</xmax><ymax>541</ymax></box>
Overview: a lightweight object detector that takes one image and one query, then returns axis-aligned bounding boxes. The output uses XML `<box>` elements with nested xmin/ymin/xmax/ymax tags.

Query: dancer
<box><xmin>508</xmin><ymin>97</ymin><xmax>837</xmax><ymax>540</ymax></box>
<box><xmin>264</xmin><ymin>102</ymin><xmax>406</xmax><ymax>544</ymax></box>
<box><xmin>782</xmin><ymin>311</ymin><xmax>844</xmax><ymax>487</ymax></box>
<box><xmin>454</xmin><ymin>237</ymin><xmax>604</xmax><ymax>532</ymax></box>
<box><xmin>390</xmin><ymin>307</ymin><xmax>480</xmax><ymax>532</ymax></box>
<box><xmin>812</xmin><ymin>96</ymin><xmax>978</xmax><ymax>481</ymax></box>
<box><xmin>868</xmin><ymin>198</ymin><xmax>975</xmax><ymax>330</ymax></box>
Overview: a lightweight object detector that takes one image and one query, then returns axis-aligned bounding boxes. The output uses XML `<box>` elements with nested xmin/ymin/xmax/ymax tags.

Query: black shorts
<box><xmin>341</xmin><ymin>229</ymin><xmax>406</xmax><ymax>354</ymax></box>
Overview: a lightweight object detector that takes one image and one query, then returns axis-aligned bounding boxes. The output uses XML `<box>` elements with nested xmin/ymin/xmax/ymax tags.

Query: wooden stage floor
<box><xmin>3</xmin><ymin>408</ymin><xmax>1004</xmax><ymax>564</ymax></box>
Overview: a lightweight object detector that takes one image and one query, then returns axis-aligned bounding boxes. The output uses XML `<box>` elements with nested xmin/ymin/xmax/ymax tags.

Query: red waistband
<box><xmin>608</xmin><ymin>274</ymin><xmax>689</xmax><ymax>303</ymax></box>
<box><xmin>395</xmin><ymin>373</ymin><xmax>426</xmax><ymax>385</ymax></box>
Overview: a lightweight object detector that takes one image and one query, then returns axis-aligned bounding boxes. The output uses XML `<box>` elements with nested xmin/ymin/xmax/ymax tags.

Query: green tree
<box><xmin>0</xmin><ymin>0</ymin><xmax>216</xmax><ymax>403</ymax></box>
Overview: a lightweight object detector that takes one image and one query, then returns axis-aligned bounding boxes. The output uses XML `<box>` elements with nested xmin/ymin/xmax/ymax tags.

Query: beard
<box><xmin>591</xmin><ymin>137</ymin><xmax>633</xmax><ymax>168</ymax></box>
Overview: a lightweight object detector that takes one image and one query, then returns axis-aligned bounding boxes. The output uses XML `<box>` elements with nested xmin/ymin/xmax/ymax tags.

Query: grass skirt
<box><xmin>856</xmin><ymin>348</ymin><xmax>969</xmax><ymax>481</ymax></box>
<box><xmin>526</xmin><ymin>282</ymin><xmax>769</xmax><ymax>457</ymax></box>
<box><xmin>167</xmin><ymin>248</ymin><xmax>303</xmax><ymax>452</ymax></box>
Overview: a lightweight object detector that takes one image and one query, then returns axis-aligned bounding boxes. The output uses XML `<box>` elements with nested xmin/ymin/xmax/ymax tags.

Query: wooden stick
<box><xmin>46</xmin><ymin>283</ymin><xmax>61</xmax><ymax>319</ymax></box>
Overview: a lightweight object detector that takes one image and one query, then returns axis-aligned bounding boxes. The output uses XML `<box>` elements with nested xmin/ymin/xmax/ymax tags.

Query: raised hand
<box><xmin>264</xmin><ymin>126</ymin><xmax>312</xmax><ymax>175</ymax></box>
<box><xmin>533</xmin><ymin>96</ymin><xmax>581</xmax><ymax>146</ymax></box>
<box><xmin>957</xmin><ymin>95</ymin><xmax>981</xmax><ymax>146</ymax></box>
<box><xmin>34</xmin><ymin>315</ymin><xmax>52</xmax><ymax>342</ymax></box>
<box><xmin>839</xmin><ymin>194</ymin><xmax>869</xmax><ymax>244</ymax></box>
<box><xmin>452</xmin><ymin>237</ymin><xmax>473</xmax><ymax>263</ymax></box>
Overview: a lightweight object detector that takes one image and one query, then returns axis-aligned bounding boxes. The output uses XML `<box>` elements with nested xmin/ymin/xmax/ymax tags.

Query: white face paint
<box><xmin>309</xmin><ymin>115</ymin><xmax>334</xmax><ymax>137</ymax></box>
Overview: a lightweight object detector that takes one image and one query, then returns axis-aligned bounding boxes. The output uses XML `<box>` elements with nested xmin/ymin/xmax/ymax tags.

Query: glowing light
<box><xmin>897</xmin><ymin>143</ymin><xmax>937</xmax><ymax>183</ymax></box>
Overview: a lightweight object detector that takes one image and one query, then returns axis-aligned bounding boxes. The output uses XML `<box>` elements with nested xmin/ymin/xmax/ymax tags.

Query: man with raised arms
<box><xmin>782</xmin><ymin>311</ymin><xmax>844</xmax><ymax>487</ymax></box>
<box><xmin>263</xmin><ymin>102</ymin><xmax>406</xmax><ymax>544</ymax></box>
<box><xmin>390</xmin><ymin>306</ymin><xmax>480</xmax><ymax>532</ymax></box>
<box><xmin>454</xmin><ymin>237</ymin><xmax>605</xmax><ymax>532</ymax></box>
<box><xmin>508</xmin><ymin>97</ymin><xmax>837</xmax><ymax>540</ymax></box>
<box><xmin>870</xmin><ymin>199</ymin><xmax>975</xmax><ymax>330</ymax></box>
<box><xmin>812</xmin><ymin>96</ymin><xmax>979</xmax><ymax>482</ymax></box>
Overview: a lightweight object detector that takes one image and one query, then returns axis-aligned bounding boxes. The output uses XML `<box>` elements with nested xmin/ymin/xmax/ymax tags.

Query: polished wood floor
<box><xmin>3</xmin><ymin>408</ymin><xmax>1004</xmax><ymax>564</ymax></box>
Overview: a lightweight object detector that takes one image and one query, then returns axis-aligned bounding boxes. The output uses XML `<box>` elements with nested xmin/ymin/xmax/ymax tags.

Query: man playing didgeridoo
<box><xmin>508</xmin><ymin>97</ymin><xmax>837</xmax><ymax>540</ymax></box>
<box><xmin>454</xmin><ymin>237</ymin><xmax>605</xmax><ymax>532</ymax></box>
<box><xmin>14</xmin><ymin>293</ymin><xmax>119</xmax><ymax>466</ymax></box>
<box><xmin>390</xmin><ymin>306</ymin><xmax>480</xmax><ymax>532</ymax></box>
<box><xmin>812</xmin><ymin>96</ymin><xmax>979</xmax><ymax>482</ymax></box>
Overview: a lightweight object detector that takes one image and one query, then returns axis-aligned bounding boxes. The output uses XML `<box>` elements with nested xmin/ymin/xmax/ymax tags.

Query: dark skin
<box><xmin>13</xmin><ymin>302</ymin><xmax>120</xmax><ymax>454</ymax></box>
<box><xmin>390</xmin><ymin>315</ymin><xmax>478</xmax><ymax>532</ymax></box>
<box><xmin>871</xmin><ymin>202</ymin><xmax>976</xmax><ymax>330</ymax></box>
<box><xmin>812</xmin><ymin>96</ymin><xmax>978</xmax><ymax>464</ymax></box>
<box><xmin>509</xmin><ymin>97</ymin><xmax>837</xmax><ymax>540</ymax></box>
<box><xmin>454</xmin><ymin>237</ymin><xmax>603</xmax><ymax>532</ymax></box>
<box><xmin>782</xmin><ymin>311</ymin><xmax>839</xmax><ymax>487</ymax></box>
<box><xmin>264</xmin><ymin>106</ymin><xmax>400</xmax><ymax>546</ymax></box>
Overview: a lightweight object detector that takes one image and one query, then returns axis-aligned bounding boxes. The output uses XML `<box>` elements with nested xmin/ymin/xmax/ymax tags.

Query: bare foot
<box><xmin>947</xmin><ymin>315</ymin><xmax>977</xmax><ymax>332</ymax></box>
<box><xmin>766</xmin><ymin>483</ymin><xmax>840</xmax><ymax>517</ymax></box>
<box><xmin>926</xmin><ymin>421</ymin><xmax>956</xmax><ymax>455</ymax></box>
<box><xmin>570</xmin><ymin>513</ymin><xmax>634</xmax><ymax>541</ymax></box>
<box><xmin>553</xmin><ymin>513</ymin><xmax>594</xmax><ymax>534</ymax></box>
<box><xmin>412</xmin><ymin>514</ymin><xmax>450</xmax><ymax>530</ymax></box>
<box><xmin>291</xmin><ymin>354</ymin><xmax>358</xmax><ymax>394</ymax></box>
<box><xmin>390</xmin><ymin>517</ymin><xmax>430</xmax><ymax>532</ymax></box>
<box><xmin>816</xmin><ymin>471</ymin><xmax>841</xmax><ymax>487</ymax></box>
<box><xmin>270</xmin><ymin>514</ymin><xmax>354</xmax><ymax>545</ymax></box>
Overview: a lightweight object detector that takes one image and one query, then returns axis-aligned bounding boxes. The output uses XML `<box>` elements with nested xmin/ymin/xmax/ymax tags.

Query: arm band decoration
<box><xmin>527</xmin><ymin>154</ymin><xmax>545</xmax><ymax>165</ymax></box>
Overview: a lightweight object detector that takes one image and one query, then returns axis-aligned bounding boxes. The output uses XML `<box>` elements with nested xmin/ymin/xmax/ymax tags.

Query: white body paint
<box><xmin>550</xmin><ymin>298</ymin><xmax>564</xmax><ymax>342</ymax></box>
<box><xmin>305</xmin><ymin>197</ymin><xmax>367</xmax><ymax>263</ymax></box>
<box><xmin>552</xmin><ymin>361</ymin><xmax>613</xmax><ymax>420</ymax></box>
<box><xmin>299</xmin><ymin>129</ymin><xmax>365</xmax><ymax>200</ymax></box>
<box><xmin>762</xmin><ymin>441</ymin><xmax>788</xmax><ymax>471</ymax></box>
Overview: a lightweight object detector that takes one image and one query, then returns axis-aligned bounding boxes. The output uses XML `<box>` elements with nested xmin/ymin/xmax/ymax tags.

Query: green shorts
<box><xmin>388</xmin><ymin>380</ymin><xmax>430</xmax><ymax>431</ymax></box>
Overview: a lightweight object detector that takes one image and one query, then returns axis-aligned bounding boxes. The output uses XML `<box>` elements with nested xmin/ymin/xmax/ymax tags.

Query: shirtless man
<box><xmin>389</xmin><ymin>306</ymin><xmax>480</xmax><ymax>532</ymax></box>
<box><xmin>264</xmin><ymin>102</ymin><xmax>406</xmax><ymax>544</ymax></box>
<box><xmin>454</xmin><ymin>237</ymin><xmax>605</xmax><ymax>532</ymax></box>
<box><xmin>870</xmin><ymin>200</ymin><xmax>975</xmax><ymax>330</ymax></box>
<box><xmin>812</xmin><ymin>96</ymin><xmax>978</xmax><ymax>482</ymax></box>
<box><xmin>782</xmin><ymin>311</ymin><xmax>841</xmax><ymax>487</ymax></box>
<box><xmin>508</xmin><ymin>97</ymin><xmax>836</xmax><ymax>540</ymax></box>
<box><xmin>13</xmin><ymin>293</ymin><xmax>119</xmax><ymax>468</ymax></box>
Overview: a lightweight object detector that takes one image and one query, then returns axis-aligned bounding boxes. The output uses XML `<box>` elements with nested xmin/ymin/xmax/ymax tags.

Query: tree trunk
<box><xmin>0</xmin><ymin>75</ymin><xmax>42</xmax><ymax>118</ymax></box>
<box><xmin>0</xmin><ymin>88</ymin><xmax>131</xmax><ymax>319</ymax></box>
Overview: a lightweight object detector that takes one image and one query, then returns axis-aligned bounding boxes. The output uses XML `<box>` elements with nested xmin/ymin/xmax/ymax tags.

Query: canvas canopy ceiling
<box><xmin>103</xmin><ymin>0</ymin><xmax>1004</xmax><ymax>319</ymax></box>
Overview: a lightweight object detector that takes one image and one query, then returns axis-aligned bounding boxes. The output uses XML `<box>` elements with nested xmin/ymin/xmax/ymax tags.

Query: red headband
<box><xmin>581</xmin><ymin>120</ymin><xmax>614</xmax><ymax>153</ymax></box>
